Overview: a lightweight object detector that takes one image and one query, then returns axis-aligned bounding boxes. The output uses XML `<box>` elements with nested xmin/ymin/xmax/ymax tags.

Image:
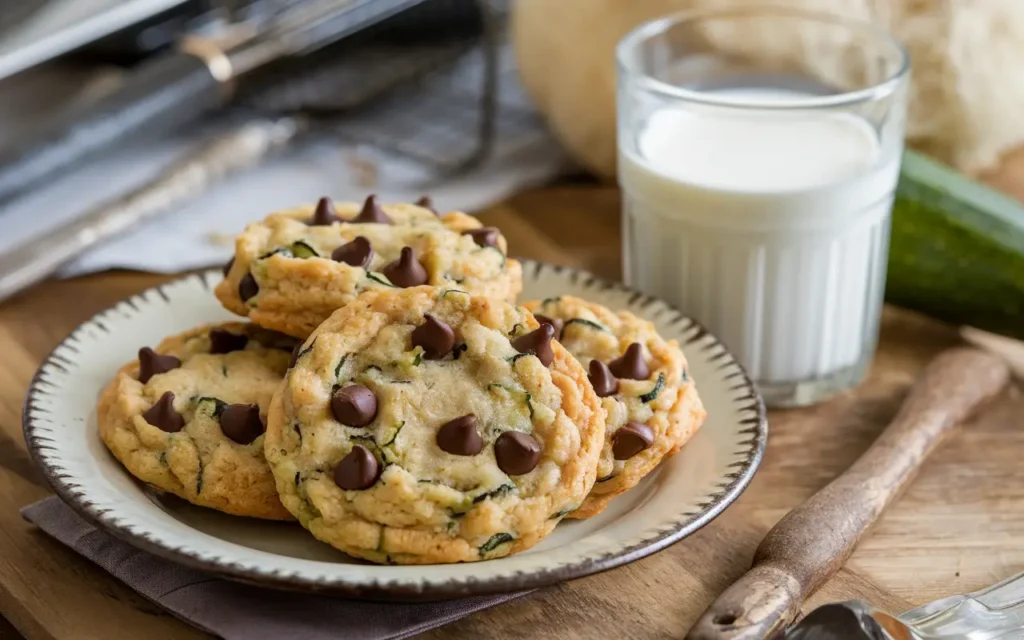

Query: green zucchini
<box><xmin>259</xmin><ymin>242</ymin><xmax>319</xmax><ymax>260</ymax></box>
<box><xmin>479</xmin><ymin>532</ymin><xmax>515</xmax><ymax>554</ymax></box>
<box><xmin>366</xmin><ymin>272</ymin><xmax>397</xmax><ymax>288</ymax></box>
<box><xmin>889</xmin><ymin>151</ymin><xmax>1024</xmax><ymax>338</ymax></box>
<box><xmin>196</xmin><ymin>396</ymin><xmax>227</xmax><ymax>418</ymax></box>
<box><xmin>259</xmin><ymin>247</ymin><xmax>292</xmax><ymax>260</ymax></box>
<box><xmin>480</xmin><ymin>245</ymin><xmax>507</xmax><ymax>267</ymax></box>
<box><xmin>381</xmin><ymin>421</ymin><xmax>405</xmax><ymax>447</ymax></box>
<box><xmin>367</xmin><ymin>422</ymin><xmax>403</xmax><ymax>466</ymax></box>
<box><xmin>506</xmin><ymin>353</ymin><xmax>530</xmax><ymax>365</ymax></box>
<box><xmin>294</xmin><ymin>339</ymin><xmax>315</xmax><ymax>364</ymax></box>
<box><xmin>550</xmin><ymin>505</ymin><xmax>577</xmax><ymax>519</ymax></box>
<box><xmin>449</xmin><ymin>497</ymin><xmax>474</xmax><ymax>517</ymax></box>
<box><xmin>351</xmin><ymin>435</ymin><xmax>382</xmax><ymax>462</ymax></box>
<box><xmin>289</xmin><ymin>241</ymin><xmax>319</xmax><ymax>259</ymax></box>
<box><xmin>487</xmin><ymin>384</ymin><xmax>532</xmax><ymax>418</ymax></box>
<box><xmin>195</xmin><ymin>456</ymin><xmax>204</xmax><ymax>495</ymax></box>
<box><xmin>391</xmin><ymin>347</ymin><xmax>422</xmax><ymax>370</ymax></box>
<box><xmin>472</xmin><ymin>483</ymin><xmax>515</xmax><ymax>504</ymax></box>
<box><xmin>562</xmin><ymin>318</ymin><xmax>609</xmax><ymax>334</ymax></box>
<box><xmin>639</xmin><ymin>373</ymin><xmax>665</xmax><ymax>403</ymax></box>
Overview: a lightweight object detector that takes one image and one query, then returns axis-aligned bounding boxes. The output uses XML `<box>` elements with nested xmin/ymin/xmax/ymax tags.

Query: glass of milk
<box><xmin>617</xmin><ymin>8</ymin><xmax>909</xmax><ymax>407</ymax></box>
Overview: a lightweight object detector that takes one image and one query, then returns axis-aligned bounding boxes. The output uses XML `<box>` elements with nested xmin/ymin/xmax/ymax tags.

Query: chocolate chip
<box><xmin>222</xmin><ymin>256</ymin><xmax>234</xmax><ymax>276</ymax></box>
<box><xmin>511</xmin><ymin>324</ymin><xmax>555</xmax><ymax>367</ymax></box>
<box><xmin>138</xmin><ymin>347</ymin><xmax>181</xmax><ymax>384</ymax></box>
<box><xmin>219</xmin><ymin>403</ymin><xmax>265</xmax><ymax>444</ymax></box>
<box><xmin>142</xmin><ymin>391</ymin><xmax>185</xmax><ymax>433</ymax></box>
<box><xmin>331</xmin><ymin>384</ymin><xmax>378</xmax><ymax>427</ymax></box>
<box><xmin>209</xmin><ymin>328</ymin><xmax>248</xmax><ymax>354</ymax></box>
<box><xmin>608</xmin><ymin>342</ymin><xmax>650</xmax><ymax>380</ymax></box>
<box><xmin>411</xmin><ymin>314</ymin><xmax>455</xmax><ymax>359</ymax></box>
<box><xmin>588</xmin><ymin>359</ymin><xmax>619</xmax><ymax>397</ymax></box>
<box><xmin>334</xmin><ymin>445</ymin><xmax>381</xmax><ymax>490</ymax></box>
<box><xmin>534</xmin><ymin>314</ymin><xmax>563</xmax><ymax>339</ymax></box>
<box><xmin>612</xmin><ymin>422</ymin><xmax>655</xmax><ymax>460</ymax></box>
<box><xmin>463</xmin><ymin>227</ymin><xmax>500</xmax><ymax>248</ymax></box>
<box><xmin>351</xmin><ymin>194</ymin><xmax>392</xmax><ymax>224</ymax></box>
<box><xmin>308</xmin><ymin>196</ymin><xmax>340</xmax><ymax>226</ymax></box>
<box><xmin>494</xmin><ymin>431</ymin><xmax>541</xmax><ymax>475</ymax></box>
<box><xmin>381</xmin><ymin>247</ymin><xmax>428</xmax><ymax>288</ymax></box>
<box><xmin>415</xmin><ymin>195</ymin><xmax>438</xmax><ymax>215</ymax></box>
<box><xmin>331</xmin><ymin>236</ymin><xmax>373</xmax><ymax>268</ymax></box>
<box><xmin>436</xmin><ymin>414</ymin><xmax>483</xmax><ymax>456</ymax></box>
<box><xmin>238</xmin><ymin>272</ymin><xmax>259</xmax><ymax>302</ymax></box>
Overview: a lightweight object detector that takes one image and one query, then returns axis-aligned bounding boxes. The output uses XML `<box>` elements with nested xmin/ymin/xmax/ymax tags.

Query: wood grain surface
<box><xmin>1</xmin><ymin>179</ymin><xmax>1023</xmax><ymax>639</ymax></box>
<box><xmin>689</xmin><ymin>348</ymin><xmax>1011</xmax><ymax>639</ymax></box>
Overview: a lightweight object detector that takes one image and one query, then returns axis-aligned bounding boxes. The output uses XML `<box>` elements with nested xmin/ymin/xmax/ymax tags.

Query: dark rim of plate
<box><xmin>22</xmin><ymin>260</ymin><xmax>767</xmax><ymax>600</ymax></box>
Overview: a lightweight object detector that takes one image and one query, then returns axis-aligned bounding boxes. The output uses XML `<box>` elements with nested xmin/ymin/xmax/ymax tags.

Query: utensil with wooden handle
<box><xmin>688</xmin><ymin>347</ymin><xmax>1011</xmax><ymax>640</ymax></box>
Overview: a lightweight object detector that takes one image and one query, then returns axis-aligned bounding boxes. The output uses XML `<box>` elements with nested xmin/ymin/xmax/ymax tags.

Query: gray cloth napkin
<box><xmin>22</xmin><ymin>497</ymin><xmax>530</xmax><ymax>639</ymax></box>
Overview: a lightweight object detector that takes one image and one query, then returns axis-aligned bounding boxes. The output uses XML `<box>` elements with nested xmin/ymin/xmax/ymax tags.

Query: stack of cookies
<box><xmin>98</xmin><ymin>195</ymin><xmax>707</xmax><ymax>565</ymax></box>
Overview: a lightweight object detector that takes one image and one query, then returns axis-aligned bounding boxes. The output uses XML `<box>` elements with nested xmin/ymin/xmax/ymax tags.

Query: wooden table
<box><xmin>2</xmin><ymin>178</ymin><xmax>1023</xmax><ymax>639</ymax></box>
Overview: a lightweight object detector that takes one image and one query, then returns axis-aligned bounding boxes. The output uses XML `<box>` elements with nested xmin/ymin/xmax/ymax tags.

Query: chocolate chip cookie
<box><xmin>523</xmin><ymin>296</ymin><xmax>706</xmax><ymax>519</ymax></box>
<box><xmin>98</xmin><ymin>322</ymin><xmax>300</xmax><ymax>519</ymax></box>
<box><xmin>265</xmin><ymin>287</ymin><xmax>605</xmax><ymax>564</ymax></box>
<box><xmin>215</xmin><ymin>196</ymin><xmax>523</xmax><ymax>338</ymax></box>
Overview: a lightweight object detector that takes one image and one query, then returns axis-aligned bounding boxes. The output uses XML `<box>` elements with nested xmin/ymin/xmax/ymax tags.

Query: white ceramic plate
<box><xmin>24</xmin><ymin>261</ymin><xmax>766</xmax><ymax>599</ymax></box>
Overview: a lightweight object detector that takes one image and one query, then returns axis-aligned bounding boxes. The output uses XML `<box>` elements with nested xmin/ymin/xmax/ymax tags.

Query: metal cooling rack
<box><xmin>244</xmin><ymin>0</ymin><xmax>542</xmax><ymax>174</ymax></box>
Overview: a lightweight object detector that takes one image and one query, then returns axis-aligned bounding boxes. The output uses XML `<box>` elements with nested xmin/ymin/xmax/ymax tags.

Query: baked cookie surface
<box><xmin>265</xmin><ymin>286</ymin><xmax>605</xmax><ymax>564</ymax></box>
<box><xmin>523</xmin><ymin>296</ymin><xmax>706</xmax><ymax>519</ymax></box>
<box><xmin>98</xmin><ymin>322</ymin><xmax>297</xmax><ymax>520</ymax></box>
<box><xmin>215</xmin><ymin>196</ymin><xmax>523</xmax><ymax>338</ymax></box>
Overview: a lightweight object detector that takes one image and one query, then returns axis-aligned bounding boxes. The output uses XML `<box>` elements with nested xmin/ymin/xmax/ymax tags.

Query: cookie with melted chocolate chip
<box><xmin>97</xmin><ymin>322</ymin><xmax>293</xmax><ymax>520</ymax></box>
<box><xmin>523</xmin><ymin>296</ymin><xmax>706</xmax><ymax>519</ymax></box>
<box><xmin>215</xmin><ymin>197</ymin><xmax>522</xmax><ymax>338</ymax></box>
<box><xmin>265</xmin><ymin>287</ymin><xmax>605</xmax><ymax>564</ymax></box>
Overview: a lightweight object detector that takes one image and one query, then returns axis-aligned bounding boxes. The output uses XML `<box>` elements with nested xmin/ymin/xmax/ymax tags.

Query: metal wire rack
<box><xmin>244</xmin><ymin>0</ymin><xmax>542</xmax><ymax>175</ymax></box>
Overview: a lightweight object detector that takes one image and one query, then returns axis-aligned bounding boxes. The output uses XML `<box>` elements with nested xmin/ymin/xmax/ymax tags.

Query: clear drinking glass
<box><xmin>617</xmin><ymin>8</ymin><xmax>909</xmax><ymax>407</ymax></box>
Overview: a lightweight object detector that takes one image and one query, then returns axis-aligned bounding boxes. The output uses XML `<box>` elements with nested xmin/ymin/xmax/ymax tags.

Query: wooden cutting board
<box><xmin>0</xmin><ymin>175</ymin><xmax>1022</xmax><ymax>639</ymax></box>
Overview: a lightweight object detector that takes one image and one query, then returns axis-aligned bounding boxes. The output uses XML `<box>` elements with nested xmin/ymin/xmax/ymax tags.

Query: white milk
<box><xmin>619</xmin><ymin>88</ymin><xmax>900</xmax><ymax>393</ymax></box>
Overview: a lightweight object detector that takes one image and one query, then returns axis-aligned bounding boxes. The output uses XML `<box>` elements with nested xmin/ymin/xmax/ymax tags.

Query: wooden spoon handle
<box><xmin>688</xmin><ymin>348</ymin><xmax>1010</xmax><ymax>640</ymax></box>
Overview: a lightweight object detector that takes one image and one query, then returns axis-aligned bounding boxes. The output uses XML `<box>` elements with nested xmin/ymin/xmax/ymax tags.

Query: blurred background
<box><xmin>0</xmin><ymin>0</ymin><xmax>1021</xmax><ymax>330</ymax></box>
<box><xmin>0</xmin><ymin>0</ymin><xmax>567</xmax><ymax>281</ymax></box>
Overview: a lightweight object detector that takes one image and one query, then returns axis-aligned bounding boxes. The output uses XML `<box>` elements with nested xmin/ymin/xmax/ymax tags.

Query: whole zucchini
<box><xmin>887</xmin><ymin>151</ymin><xmax>1024</xmax><ymax>339</ymax></box>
